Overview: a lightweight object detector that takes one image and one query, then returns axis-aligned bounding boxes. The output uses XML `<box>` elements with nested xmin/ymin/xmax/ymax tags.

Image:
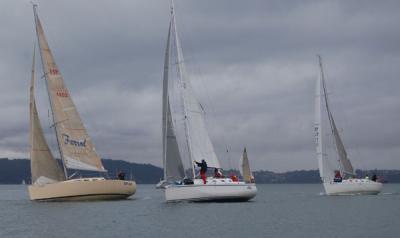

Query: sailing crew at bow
<box><xmin>195</xmin><ymin>159</ymin><xmax>208</xmax><ymax>184</ymax></box>
<box><xmin>333</xmin><ymin>170</ymin><xmax>343</xmax><ymax>183</ymax></box>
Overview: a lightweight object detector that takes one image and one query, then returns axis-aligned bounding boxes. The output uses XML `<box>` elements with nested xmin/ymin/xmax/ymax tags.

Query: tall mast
<box><xmin>162</xmin><ymin>15</ymin><xmax>172</xmax><ymax>180</ymax></box>
<box><xmin>33</xmin><ymin>5</ymin><xmax>68</xmax><ymax>178</ymax></box>
<box><xmin>318</xmin><ymin>55</ymin><xmax>343</xmax><ymax>174</ymax></box>
<box><xmin>171</xmin><ymin>3</ymin><xmax>196</xmax><ymax>178</ymax></box>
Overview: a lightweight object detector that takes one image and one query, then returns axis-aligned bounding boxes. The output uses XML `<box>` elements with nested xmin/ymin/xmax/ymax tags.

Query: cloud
<box><xmin>0</xmin><ymin>0</ymin><xmax>399</xmax><ymax>171</ymax></box>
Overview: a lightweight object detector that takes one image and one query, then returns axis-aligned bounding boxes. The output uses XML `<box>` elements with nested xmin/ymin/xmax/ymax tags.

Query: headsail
<box><xmin>241</xmin><ymin>147</ymin><xmax>253</xmax><ymax>183</ymax></box>
<box><xmin>33</xmin><ymin>6</ymin><xmax>105</xmax><ymax>172</ymax></box>
<box><xmin>170</xmin><ymin>6</ymin><xmax>221</xmax><ymax>170</ymax></box>
<box><xmin>163</xmin><ymin>17</ymin><xmax>185</xmax><ymax>180</ymax></box>
<box><xmin>30</xmin><ymin>45</ymin><xmax>65</xmax><ymax>185</ymax></box>
<box><xmin>316</xmin><ymin>55</ymin><xmax>354</xmax><ymax>181</ymax></box>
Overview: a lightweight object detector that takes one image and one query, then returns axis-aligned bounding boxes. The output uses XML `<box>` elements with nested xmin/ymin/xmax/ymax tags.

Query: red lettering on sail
<box><xmin>56</xmin><ymin>89</ymin><xmax>69</xmax><ymax>97</ymax></box>
<box><xmin>49</xmin><ymin>69</ymin><xmax>59</xmax><ymax>75</ymax></box>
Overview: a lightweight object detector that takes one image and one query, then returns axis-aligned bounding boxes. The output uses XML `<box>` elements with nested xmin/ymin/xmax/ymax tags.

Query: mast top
<box><xmin>171</xmin><ymin>0</ymin><xmax>174</xmax><ymax>16</ymax></box>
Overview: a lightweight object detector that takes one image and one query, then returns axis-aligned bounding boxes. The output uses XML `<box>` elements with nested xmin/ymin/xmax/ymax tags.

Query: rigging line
<box><xmin>319</xmin><ymin>56</ymin><xmax>343</xmax><ymax>174</ymax></box>
<box><xmin>180</xmin><ymin>25</ymin><xmax>233</xmax><ymax>170</ymax></box>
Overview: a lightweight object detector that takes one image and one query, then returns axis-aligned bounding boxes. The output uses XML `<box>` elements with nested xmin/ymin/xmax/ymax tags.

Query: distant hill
<box><xmin>1</xmin><ymin>158</ymin><xmax>399</xmax><ymax>184</ymax></box>
<box><xmin>253</xmin><ymin>169</ymin><xmax>400</xmax><ymax>184</ymax></box>
<box><xmin>0</xmin><ymin>158</ymin><xmax>163</xmax><ymax>184</ymax></box>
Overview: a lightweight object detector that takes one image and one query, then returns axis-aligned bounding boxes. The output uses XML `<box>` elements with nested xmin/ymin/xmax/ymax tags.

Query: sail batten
<box><xmin>33</xmin><ymin>6</ymin><xmax>105</xmax><ymax>173</ymax></box>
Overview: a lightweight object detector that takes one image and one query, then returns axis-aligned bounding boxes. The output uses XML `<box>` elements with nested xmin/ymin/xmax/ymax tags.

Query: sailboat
<box><xmin>314</xmin><ymin>55</ymin><xmax>382</xmax><ymax>195</ymax></box>
<box><xmin>161</xmin><ymin>3</ymin><xmax>257</xmax><ymax>202</ymax></box>
<box><xmin>240</xmin><ymin>147</ymin><xmax>255</xmax><ymax>184</ymax></box>
<box><xmin>28</xmin><ymin>5</ymin><xmax>136</xmax><ymax>201</ymax></box>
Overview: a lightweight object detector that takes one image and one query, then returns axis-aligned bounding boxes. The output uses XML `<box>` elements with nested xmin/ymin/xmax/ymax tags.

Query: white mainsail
<box><xmin>169</xmin><ymin>6</ymin><xmax>221</xmax><ymax>170</ymax></box>
<box><xmin>240</xmin><ymin>147</ymin><xmax>253</xmax><ymax>183</ymax></box>
<box><xmin>315</xmin><ymin>55</ymin><xmax>354</xmax><ymax>182</ymax></box>
<box><xmin>33</xmin><ymin>6</ymin><xmax>105</xmax><ymax>172</ymax></box>
<box><xmin>30</xmin><ymin>46</ymin><xmax>65</xmax><ymax>185</ymax></box>
<box><xmin>163</xmin><ymin>19</ymin><xmax>185</xmax><ymax>180</ymax></box>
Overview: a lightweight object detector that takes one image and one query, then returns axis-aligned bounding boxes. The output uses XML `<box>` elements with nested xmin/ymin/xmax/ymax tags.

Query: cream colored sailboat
<box><xmin>28</xmin><ymin>5</ymin><xmax>136</xmax><ymax>201</ymax></box>
<box><xmin>240</xmin><ymin>147</ymin><xmax>256</xmax><ymax>184</ymax></box>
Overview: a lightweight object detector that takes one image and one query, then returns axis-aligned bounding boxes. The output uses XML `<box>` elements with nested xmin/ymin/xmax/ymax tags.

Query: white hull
<box><xmin>165</xmin><ymin>178</ymin><xmax>257</xmax><ymax>202</ymax></box>
<box><xmin>156</xmin><ymin>180</ymin><xmax>169</xmax><ymax>189</ymax></box>
<box><xmin>28</xmin><ymin>177</ymin><xmax>136</xmax><ymax>201</ymax></box>
<box><xmin>323</xmin><ymin>179</ymin><xmax>382</xmax><ymax>195</ymax></box>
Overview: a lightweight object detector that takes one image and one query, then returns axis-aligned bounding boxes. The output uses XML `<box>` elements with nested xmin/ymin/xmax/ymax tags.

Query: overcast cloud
<box><xmin>0</xmin><ymin>0</ymin><xmax>399</xmax><ymax>171</ymax></box>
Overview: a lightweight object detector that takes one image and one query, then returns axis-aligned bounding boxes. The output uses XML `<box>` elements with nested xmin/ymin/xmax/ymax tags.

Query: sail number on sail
<box><xmin>49</xmin><ymin>68</ymin><xmax>59</xmax><ymax>75</ymax></box>
<box><xmin>56</xmin><ymin>89</ymin><xmax>68</xmax><ymax>97</ymax></box>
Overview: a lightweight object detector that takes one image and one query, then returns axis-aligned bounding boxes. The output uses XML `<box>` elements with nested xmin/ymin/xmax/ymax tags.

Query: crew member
<box><xmin>214</xmin><ymin>168</ymin><xmax>223</xmax><ymax>178</ymax></box>
<box><xmin>333</xmin><ymin>170</ymin><xmax>342</xmax><ymax>182</ymax></box>
<box><xmin>195</xmin><ymin>159</ymin><xmax>208</xmax><ymax>184</ymax></box>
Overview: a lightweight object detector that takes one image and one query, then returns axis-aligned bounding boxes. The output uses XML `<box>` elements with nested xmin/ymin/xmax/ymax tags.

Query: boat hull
<box><xmin>28</xmin><ymin>178</ymin><xmax>136</xmax><ymax>201</ymax></box>
<box><xmin>165</xmin><ymin>179</ymin><xmax>257</xmax><ymax>202</ymax></box>
<box><xmin>323</xmin><ymin>179</ymin><xmax>382</xmax><ymax>195</ymax></box>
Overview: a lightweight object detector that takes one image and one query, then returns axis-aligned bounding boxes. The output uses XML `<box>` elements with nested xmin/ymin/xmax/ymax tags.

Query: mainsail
<box><xmin>241</xmin><ymin>147</ymin><xmax>253</xmax><ymax>183</ymax></box>
<box><xmin>163</xmin><ymin>18</ymin><xmax>185</xmax><ymax>180</ymax></box>
<box><xmin>170</xmin><ymin>6</ymin><xmax>221</xmax><ymax>170</ymax></box>
<box><xmin>30</xmin><ymin>46</ymin><xmax>65</xmax><ymax>185</ymax></box>
<box><xmin>315</xmin><ymin>55</ymin><xmax>354</xmax><ymax>181</ymax></box>
<box><xmin>33</xmin><ymin>6</ymin><xmax>105</xmax><ymax>172</ymax></box>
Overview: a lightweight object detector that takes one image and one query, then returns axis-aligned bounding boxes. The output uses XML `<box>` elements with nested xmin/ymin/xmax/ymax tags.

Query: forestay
<box><xmin>163</xmin><ymin>19</ymin><xmax>185</xmax><ymax>180</ymax></box>
<box><xmin>170</xmin><ymin>8</ymin><xmax>221</xmax><ymax>169</ymax></box>
<box><xmin>30</xmin><ymin>46</ymin><xmax>65</xmax><ymax>185</ymax></box>
<box><xmin>315</xmin><ymin>55</ymin><xmax>354</xmax><ymax>182</ymax></box>
<box><xmin>34</xmin><ymin>7</ymin><xmax>105</xmax><ymax>172</ymax></box>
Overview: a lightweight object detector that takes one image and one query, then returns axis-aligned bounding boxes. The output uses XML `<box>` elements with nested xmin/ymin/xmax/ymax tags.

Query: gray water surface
<box><xmin>0</xmin><ymin>184</ymin><xmax>399</xmax><ymax>238</ymax></box>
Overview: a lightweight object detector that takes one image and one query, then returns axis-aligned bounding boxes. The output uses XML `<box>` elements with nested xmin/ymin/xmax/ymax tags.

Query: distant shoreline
<box><xmin>1</xmin><ymin>158</ymin><xmax>399</xmax><ymax>184</ymax></box>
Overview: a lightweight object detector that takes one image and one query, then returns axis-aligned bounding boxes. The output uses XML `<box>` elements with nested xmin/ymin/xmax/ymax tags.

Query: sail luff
<box><xmin>33</xmin><ymin>5</ymin><xmax>68</xmax><ymax>178</ymax></box>
<box><xmin>30</xmin><ymin>44</ymin><xmax>65</xmax><ymax>185</ymax></box>
<box><xmin>317</xmin><ymin>55</ymin><xmax>354</xmax><ymax>179</ymax></box>
<box><xmin>171</xmin><ymin>8</ymin><xmax>196</xmax><ymax>178</ymax></box>
<box><xmin>316</xmin><ymin>55</ymin><xmax>335</xmax><ymax>182</ymax></box>
<box><xmin>241</xmin><ymin>147</ymin><xmax>252</xmax><ymax>183</ymax></box>
<box><xmin>33</xmin><ymin>6</ymin><xmax>105</xmax><ymax>173</ymax></box>
<box><xmin>162</xmin><ymin>14</ymin><xmax>185</xmax><ymax>180</ymax></box>
<box><xmin>171</xmin><ymin>6</ymin><xmax>221</xmax><ymax>170</ymax></box>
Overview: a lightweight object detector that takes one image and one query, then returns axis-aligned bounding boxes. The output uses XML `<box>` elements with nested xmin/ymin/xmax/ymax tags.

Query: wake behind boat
<box><xmin>28</xmin><ymin>5</ymin><xmax>136</xmax><ymax>201</ymax></box>
<box><xmin>314</xmin><ymin>55</ymin><xmax>382</xmax><ymax>195</ymax></box>
<box><xmin>161</xmin><ymin>3</ymin><xmax>256</xmax><ymax>202</ymax></box>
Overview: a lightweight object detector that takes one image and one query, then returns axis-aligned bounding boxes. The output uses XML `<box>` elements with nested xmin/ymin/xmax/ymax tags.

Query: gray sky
<box><xmin>0</xmin><ymin>0</ymin><xmax>399</xmax><ymax>172</ymax></box>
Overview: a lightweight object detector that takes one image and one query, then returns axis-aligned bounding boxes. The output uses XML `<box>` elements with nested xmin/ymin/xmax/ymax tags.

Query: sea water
<box><xmin>0</xmin><ymin>184</ymin><xmax>399</xmax><ymax>238</ymax></box>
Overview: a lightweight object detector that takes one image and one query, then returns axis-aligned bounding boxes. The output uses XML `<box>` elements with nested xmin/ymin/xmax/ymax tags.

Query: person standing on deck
<box><xmin>195</xmin><ymin>159</ymin><xmax>208</xmax><ymax>184</ymax></box>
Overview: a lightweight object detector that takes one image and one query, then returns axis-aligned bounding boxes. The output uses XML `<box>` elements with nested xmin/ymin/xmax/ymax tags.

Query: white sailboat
<box><xmin>162</xmin><ymin>3</ymin><xmax>256</xmax><ymax>202</ymax></box>
<box><xmin>314</xmin><ymin>55</ymin><xmax>382</xmax><ymax>195</ymax></box>
<box><xmin>28</xmin><ymin>5</ymin><xmax>136</xmax><ymax>201</ymax></box>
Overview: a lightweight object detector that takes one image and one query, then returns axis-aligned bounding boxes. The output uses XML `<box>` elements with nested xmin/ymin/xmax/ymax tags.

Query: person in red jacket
<box><xmin>195</xmin><ymin>159</ymin><xmax>208</xmax><ymax>184</ymax></box>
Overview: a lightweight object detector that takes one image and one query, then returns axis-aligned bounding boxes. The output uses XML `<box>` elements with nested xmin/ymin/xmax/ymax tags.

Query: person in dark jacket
<box><xmin>195</xmin><ymin>159</ymin><xmax>208</xmax><ymax>184</ymax></box>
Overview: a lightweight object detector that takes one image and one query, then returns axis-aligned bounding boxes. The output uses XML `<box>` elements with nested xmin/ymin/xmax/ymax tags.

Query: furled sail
<box><xmin>241</xmin><ymin>147</ymin><xmax>253</xmax><ymax>183</ymax></box>
<box><xmin>163</xmin><ymin>18</ymin><xmax>185</xmax><ymax>180</ymax></box>
<box><xmin>33</xmin><ymin>6</ymin><xmax>105</xmax><ymax>172</ymax></box>
<box><xmin>30</xmin><ymin>46</ymin><xmax>65</xmax><ymax>185</ymax></box>
<box><xmin>171</xmin><ymin>8</ymin><xmax>221</xmax><ymax>169</ymax></box>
